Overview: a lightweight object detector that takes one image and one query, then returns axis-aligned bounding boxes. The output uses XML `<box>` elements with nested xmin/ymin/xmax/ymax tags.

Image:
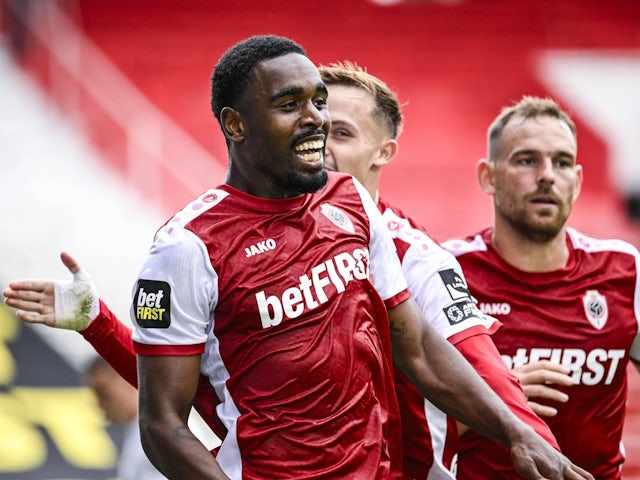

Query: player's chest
<box><xmin>203</xmin><ymin>206</ymin><xmax>372</xmax><ymax>313</ymax></box>
<box><xmin>471</xmin><ymin>272</ymin><xmax>637</xmax><ymax>387</ymax></box>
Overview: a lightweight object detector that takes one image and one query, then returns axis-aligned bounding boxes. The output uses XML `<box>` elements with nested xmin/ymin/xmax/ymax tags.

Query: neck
<box><xmin>491</xmin><ymin>222</ymin><xmax>569</xmax><ymax>273</ymax></box>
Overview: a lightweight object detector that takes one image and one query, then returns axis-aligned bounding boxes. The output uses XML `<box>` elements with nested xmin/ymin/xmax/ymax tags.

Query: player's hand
<box><xmin>512</xmin><ymin>361</ymin><xmax>575</xmax><ymax>417</ymax></box>
<box><xmin>509</xmin><ymin>426</ymin><xmax>594</xmax><ymax>480</ymax></box>
<box><xmin>2</xmin><ymin>252</ymin><xmax>99</xmax><ymax>331</ymax></box>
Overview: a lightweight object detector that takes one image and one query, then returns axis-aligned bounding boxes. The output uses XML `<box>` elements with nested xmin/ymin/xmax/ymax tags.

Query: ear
<box><xmin>573</xmin><ymin>163</ymin><xmax>583</xmax><ymax>201</ymax></box>
<box><xmin>476</xmin><ymin>157</ymin><xmax>496</xmax><ymax>195</ymax></box>
<box><xmin>220</xmin><ymin>107</ymin><xmax>245</xmax><ymax>143</ymax></box>
<box><xmin>374</xmin><ymin>138</ymin><xmax>399</xmax><ymax>168</ymax></box>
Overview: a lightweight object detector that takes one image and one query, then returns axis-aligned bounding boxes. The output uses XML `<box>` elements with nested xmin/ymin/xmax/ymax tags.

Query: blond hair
<box><xmin>319</xmin><ymin>61</ymin><xmax>404</xmax><ymax>139</ymax></box>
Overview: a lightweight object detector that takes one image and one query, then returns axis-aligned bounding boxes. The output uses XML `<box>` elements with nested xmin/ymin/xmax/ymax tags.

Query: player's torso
<box><xmin>190</xmin><ymin>177</ymin><xmax>400</xmax><ymax>478</ymax></box>
<box><xmin>444</xmin><ymin>229</ymin><xmax>639</xmax><ymax>478</ymax></box>
<box><xmin>380</xmin><ymin>199</ymin><xmax>484</xmax><ymax>480</ymax></box>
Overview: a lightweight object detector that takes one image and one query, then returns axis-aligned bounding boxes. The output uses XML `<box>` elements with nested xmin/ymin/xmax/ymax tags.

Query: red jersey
<box><xmin>378</xmin><ymin>199</ymin><xmax>557</xmax><ymax>480</ymax></box>
<box><xmin>443</xmin><ymin>227</ymin><xmax>640</xmax><ymax>480</ymax></box>
<box><xmin>131</xmin><ymin>173</ymin><xmax>409</xmax><ymax>480</ymax></box>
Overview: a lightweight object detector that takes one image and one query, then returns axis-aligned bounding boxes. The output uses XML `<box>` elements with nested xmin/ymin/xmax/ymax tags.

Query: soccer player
<box><xmin>441</xmin><ymin>96</ymin><xmax>640</xmax><ymax>479</ymax></box>
<box><xmin>3</xmin><ymin>37</ymin><xmax>592</xmax><ymax>479</ymax></box>
<box><xmin>319</xmin><ymin>62</ymin><xmax>558</xmax><ymax>479</ymax></box>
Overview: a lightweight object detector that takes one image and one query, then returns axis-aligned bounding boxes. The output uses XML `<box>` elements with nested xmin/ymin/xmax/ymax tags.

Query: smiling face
<box><xmin>324</xmin><ymin>84</ymin><xmax>396</xmax><ymax>199</ymax></box>
<box><xmin>481</xmin><ymin>114</ymin><xmax>583</xmax><ymax>243</ymax></box>
<box><xmin>223</xmin><ymin>53</ymin><xmax>330</xmax><ymax>198</ymax></box>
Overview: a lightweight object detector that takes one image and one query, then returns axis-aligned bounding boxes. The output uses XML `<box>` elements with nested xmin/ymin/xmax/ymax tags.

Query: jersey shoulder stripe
<box><xmin>440</xmin><ymin>233</ymin><xmax>488</xmax><ymax>256</ymax></box>
<box><xmin>567</xmin><ymin>227</ymin><xmax>640</xmax><ymax>257</ymax></box>
<box><xmin>163</xmin><ymin>188</ymin><xmax>230</xmax><ymax>232</ymax></box>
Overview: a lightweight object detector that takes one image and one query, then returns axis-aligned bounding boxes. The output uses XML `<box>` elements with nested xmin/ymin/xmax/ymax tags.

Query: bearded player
<box><xmin>442</xmin><ymin>96</ymin><xmax>640</xmax><ymax>479</ymax></box>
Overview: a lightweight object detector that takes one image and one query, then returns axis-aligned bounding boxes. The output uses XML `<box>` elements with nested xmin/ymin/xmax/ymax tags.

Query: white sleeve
<box><xmin>352</xmin><ymin>179</ymin><xmax>408</xmax><ymax>301</ymax></box>
<box><xmin>131</xmin><ymin>224</ymin><xmax>218</xmax><ymax>347</ymax></box>
<box><xmin>402</xmin><ymin>241</ymin><xmax>498</xmax><ymax>340</ymax></box>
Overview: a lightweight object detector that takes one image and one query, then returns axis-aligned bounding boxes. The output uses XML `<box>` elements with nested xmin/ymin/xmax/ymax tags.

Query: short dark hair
<box><xmin>210</xmin><ymin>35</ymin><xmax>306</xmax><ymax>125</ymax></box>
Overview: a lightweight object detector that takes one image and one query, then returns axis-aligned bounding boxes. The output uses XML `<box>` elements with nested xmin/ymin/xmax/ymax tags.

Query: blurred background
<box><xmin>1</xmin><ymin>0</ymin><xmax>639</xmax><ymax>478</ymax></box>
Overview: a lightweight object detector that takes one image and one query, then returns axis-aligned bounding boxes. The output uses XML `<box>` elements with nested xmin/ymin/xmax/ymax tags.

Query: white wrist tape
<box><xmin>53</xmin><ymin>269</ymin><xmax>100</xmax><ymax>331</ymax></box>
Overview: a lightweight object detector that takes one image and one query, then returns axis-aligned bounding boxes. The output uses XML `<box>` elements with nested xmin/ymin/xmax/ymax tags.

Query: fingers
<box><xmin>513</xmin><ymin>361</ymin><xmax>576</xmax><ymax>389</ymax></box>
<box><xmin>568</xmin><ymin>464</ymin><xmax>594</xmax><ymax>480</ymax></box>
<box><xmin>3</xmin><ymin>287</ymin><xmax>55</xmax><ymax>315</ymax></box>
<box><xmin>3</xmin><ymin>282</ymin><xmax>54</xmax><ymax>311</ymax></box>
<box><xmin>4</xmin><ymin>287</ymin><xmax>46</xmax><ymax>303</ymax></box>
<box><xmin>5</xmin><ymin>279</ymin><xmax>48</xmax><ymax>294</ymax></box>
<box><xmin>521</xmin><ymin>369</ymin><xmax>576</xmax><ymax>387</ymax></box>
<box><xmin>514</xmin><ymin>360</ymin><xmax>572</xmax><ymax>377</ymax></box>
<box><xmin>4</xmin><ymin>290</ymin><xmax>56</xmax><ymax>327</ymax></box>
<box><xmin>513</xmin><ymin>361</ymin><xmax>574</xmax><ymax>416</ymax></box>
<box><xmin>526</xmin><ymin>400</ymin><xmax>559</xmax><ymax>418</ymax></box>
<box><xmin>523</xmin><ymin>384</ymin><xmax>569</xmax><ymax>404</ymax></box>
<box><xmin>15</xmin><ymin>309</ymin><xmax>57</xmax><ymax>327</ymax></box>
<box><xmin>60</xmin><ymin>251</ymin><xmax>81</xmax><ymax>275</ymax></box>
<box><xmin>513</xmin><ymin>448</ymin><xmax>593</xmax><ymax>480</ymax></box>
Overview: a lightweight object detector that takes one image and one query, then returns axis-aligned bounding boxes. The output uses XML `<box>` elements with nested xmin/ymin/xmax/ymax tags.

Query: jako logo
<box><xmin>245</xmin><ymin>239</ymin><xmax>277</xmax><ymax>258</ymax></box>
<box><xmin>256</xmin><ymin>248</ymin><xmax>369</xmax><ymax>328</ymax></box>
<box><xmin>479</xmin><ymin>302</ymin><xmax>511</xmax><ymax>315</ymax></box>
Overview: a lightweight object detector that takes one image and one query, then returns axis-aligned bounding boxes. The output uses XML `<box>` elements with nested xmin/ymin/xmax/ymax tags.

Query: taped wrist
<box><xmin>53</xmin><ymin>269</ymin><xmax>100</xmax><ymax>331</ymax></box>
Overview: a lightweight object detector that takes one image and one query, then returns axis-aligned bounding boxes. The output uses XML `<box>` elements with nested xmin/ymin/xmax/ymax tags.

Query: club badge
<box><xmin>582</xmin><ymin>289</ymin><xmax>608</xmax><ymax>330</ymax></box>
<box><xmin>320</xmin><ymin>203</ymin><xmax>355</xmax><ymax>234</ymax></box>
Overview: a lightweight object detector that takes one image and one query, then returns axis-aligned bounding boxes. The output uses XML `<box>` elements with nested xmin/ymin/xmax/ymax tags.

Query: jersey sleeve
<box><xmin>401</xmin><ymin>241</ymin><xmax>499</xmax><ymax>341</ymax></box>
<box><xmin>81</xmin><ymin>299</ymin><xmax>138</xmax><ymax>387</ymax></box>
<box><xmin>456</xmin><ymin>334</ymin><xmax>560</xmax><ymax>450</ymax></box>
<box><xmin>131</xmin><ymin>224</ymin><xmax>218</xmax><ymax>355</ymax></box>
<box><xmin>353</xmin><ymin>180</ymin><xmax>409</xmax><ymax>307</ymax></box>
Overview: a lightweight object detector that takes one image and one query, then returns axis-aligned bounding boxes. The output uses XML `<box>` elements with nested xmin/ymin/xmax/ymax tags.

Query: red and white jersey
<box><xmin>442</xmin><ymin>227</ymin><xmax>640</xmax><ymax>480</ymax></box>
<box><xmin>131</xmin><ymin>173</ymin><xmax>409</xmax><ymax>480</ymax></box>
<box><xmin>378</xmin><ymin>198</ymin><xmax>499</xmax><ymax>480</ymax></box>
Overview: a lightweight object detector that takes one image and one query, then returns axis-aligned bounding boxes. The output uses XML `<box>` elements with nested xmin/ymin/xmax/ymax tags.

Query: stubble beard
<box><xmin>289</xmin><ymin>168</ymin><xmax>328</xmax><ymax>194</ymax></box>
<box><xmin>501</xmin><ymin>201</ymin><xmax>571</xmax><ymax>244</ymax></box>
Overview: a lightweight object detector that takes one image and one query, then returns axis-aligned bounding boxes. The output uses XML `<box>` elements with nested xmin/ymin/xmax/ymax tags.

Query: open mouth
<box><xmin>530</xmin><ymin>193</ymin><xmax>558</xmax><ymax>206</ymax></box>
<box><xmin>531</xmin><ymin>197</ymin><xmax>557</xmax><ymax>206</ymax></box>
<box><xmin>294</xmin><ymin>139</ymin><xmax>324</xmax><ymax>162</ymax></box>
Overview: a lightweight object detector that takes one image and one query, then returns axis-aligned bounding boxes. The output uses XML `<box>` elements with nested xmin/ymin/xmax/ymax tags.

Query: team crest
<box><xmin>320</xmin><ymin>203</ymin><xmax>355</xmax><ymax>233</ymax></box>
<box><xmin>582</xmin><ymin>289</ymin><xmax>608</xmax><ymax>330</ymax></box>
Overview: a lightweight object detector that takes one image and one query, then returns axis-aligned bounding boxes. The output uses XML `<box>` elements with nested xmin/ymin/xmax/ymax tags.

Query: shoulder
<box><xmin>440</xmin><ymin>229</ymin><xmax>491</xmax><ymax>257</ymax></box>
<box><xmin>378</xmin><ymin>201</ymin><xmax>455</xmax><ymax>264</ymax></box>
<box><xmin>313</xmin><ymin>172</ymin><xmax>371</xmax><ymax>213</ymax></box>
<box><xmin>165</xmin><ymin>188</ymin><xmax>231</xmax><ymax>231</ymax></box>
<box><xmin>148</xmin><ymin>190</ymin><xmax>230</xmax><ymax>268</ymax></box>
<box><xmin>324</xmin><ymin>171</ymin><xmax>360</xmax><ymax>193</ymax></box>
<box><xmin>567</xmin><ymin>227</ymin><xmax>640</xmax><ymax>258</ymax></box>
<box><xmin>320</xmin><ymin>172</ymin><xmax>380</xmax><ymax>226</ymax></box>
<box><xmin>378</xmin><ymin>197</ymin><xmax>429</xmax><ymax>236</ymax></box>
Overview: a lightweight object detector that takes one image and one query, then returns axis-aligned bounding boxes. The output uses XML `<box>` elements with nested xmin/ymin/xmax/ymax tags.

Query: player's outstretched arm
<box><xmin>389</xmin><ymin>298</ymin><xmax>594</xmax><ymax>480</ymax></box>
<box><xmin>3</xmin><ymin>252</ymin><xmax>138</xmax><ymax>386</ymax></box>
